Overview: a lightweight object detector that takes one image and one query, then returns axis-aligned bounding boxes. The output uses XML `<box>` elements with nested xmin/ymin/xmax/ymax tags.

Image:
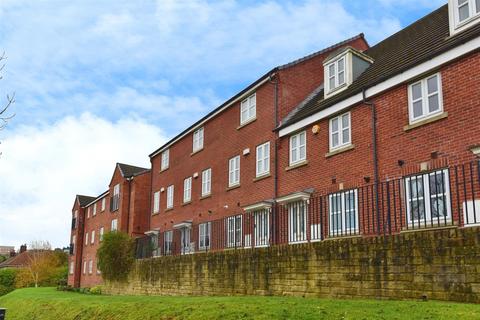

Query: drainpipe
<box><xmin>148</xmin><ymin>160</ymin><xmax>153</xmax><ymax>234</ymax></box>
<box><xmin>362</xmin><ymin>89</ymin><xmax>381</xmax><ymax>235</ymax></box>
<box><xmin>269</xmin><ymin>71</ymin><xmax>279</xmax><ymax>244</ymax></box>
<box><xmin>126</xmin><ymin>177</ymin><xmax>132</xmax><ymax>235</ymax></box>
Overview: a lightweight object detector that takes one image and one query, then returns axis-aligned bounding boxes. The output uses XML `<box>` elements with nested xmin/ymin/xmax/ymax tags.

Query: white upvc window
<box><xmin>329</xmin><ymin>112</ymin><xmax>351</xmax><ymax>151</ymax></box>
<box><xmin>91</xmin><ymin>230</ymin><xmax>95</xmax><ymax>244</ymax></box>
<box><xmin>226</xmin><ymin>215</ymin><xmax>242</xmax><ymax>248</ymax></box>
<box><xmin>166</xmin><ymin>185</ymin><xmax>174</xmax><ymax>209</ymax></box>
<box><xmin>101</xmin><ymin>198</ymin><xmax>106</xmax><ymax>211</ymax></box>
<box><xmin>161</xmin><ymin>149</ymin><xmax>169</xmax><ymax>171</ymax></box>
<box><xmin>164</xmin><ymin>230</ymin><xmax>173</xmax><ymax>255</ymax></box>
<box><xmin>85</xmin><ymin>232</ymin><xmax>89</xmax><ymax>246</ymax></box>
<box><xmin>254</xmin><ymin>209</ymin><xmax>270</xmax><ymax>247</ymax></box>
<box><xmin>408</xmin><ymin>73</ymin><xmax>443</xmax><ymax>124</ymax></box>
<box><xmin>69</xmin><ymin>261</ymin><xmax>74</xmax><ymax>275</ymax></box>
<box><xmin>288</xmin><ymin>201</ymin><xmax>307</xmax><ymax>243</ymax></box>
<box><xmin>240</xmin><ymin>93</ymin><xmax>256</xmax><ymax>125</ymax></box>
<box><xmin>256</xmin><ymin>142</ymin><xmax>270</xmax><ymax>177</ymax></box>
<box><xmin>99</xmin><ymin>227</ymin><xmax>104</xmax><ymax>242</ymax></box>
<box><xmin>83</xmin><ymin>260</ymin><xmax>86</xmax><ymax>274</ymax></box>
<box><xmin>228</xmin><ymin>156</ymin><xmax>240</xmax><ymax>187</ymax></box>
<box><xmin>183</xmin><ymin>177</ymin><xmax>192</xmax><ymax>203</ymax></box>
<box><xmin>87</xmin><ymin>207</ymin><xmax>90</xmax><ymax>218</ymax></box>
<box><xmin>153</xmin><ymin>191</ymin><xmax>160</xmax><ymax>214</ymax></box>
<box><xmin>72</xmin><ymin>235</ymin><xmax>76</xmax><ymax>245</ymax></box>
<box><xmin>452</xmin><ymin>0</ymin><xmax>480</xmax><ymax>28</ymax></box>
<box><xmin>202</xmin><ymin>168</ymin><xmax>212</xmax><ymax>196</ymax></box>
<box><xmin>88</xmin><ymin>260</ymin><xmax>93</xmax><ymax>274</ymax></box>
<box><xmin>326</xmin><ymin>55</ymin><xmax>346</xmax><ymax>94</ymax></box>
<box><xmin>289</xmin><ymin>131</ymin><xmax>306</xmax><ymax>166</ymax></box>
<box><xmin>93</xmin><ymin>203</ymin><xmax>97</xmax><ymax>216</ymax></box>
<box><xmin>199</xmin><ymin>222</ymin><xmax>211</xmax><ymax>250</ymax></box>
<box><xmin>193</xmin><ymin>127</ymin><xmax>204</xmax><ymax>152</ymax></box>
<box><xmin>405</xmin><ymin>169</ymin><xmax>451</xmax><ymax>226</ymax></box>
<box><xmin>97</xmin><ymin>261</ymin><xmax>101</xmax><ymax>274</ymax></box>
<box><xmin>112</xmin><ymin>184</ymin><xmax>120</xmax><ymax>211</ymax></box>
<box><xmin>111</xmin><ymin>219</ymin><xmax>118</xmax><ymax>231</ymax></box>
<box><xmin>329</xmin><ymin>189</ymin><xmax>359</xmax><ymax>236</ymax></box>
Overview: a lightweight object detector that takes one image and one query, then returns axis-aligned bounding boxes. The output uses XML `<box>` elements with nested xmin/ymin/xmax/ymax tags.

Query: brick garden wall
<box><xmin>104</xmin><ymin>226</ymin><xmax>480</xmax><ymax>303</ymax></box>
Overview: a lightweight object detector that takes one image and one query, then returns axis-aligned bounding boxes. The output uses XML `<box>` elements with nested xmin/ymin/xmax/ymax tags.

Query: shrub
<box><xmin>96</xmin><ymin>232</ymin><xmax>135</xmax><ymax>282</ymax></box>
<box><xmin>89</xmin><ymin>285</ymin><xmax>103</xmax><ymax>295</ymax></box>
<box><xmin>0</xmin><ymin>268</ymin><xmax>17</xmax><ymax>296</ymax></box>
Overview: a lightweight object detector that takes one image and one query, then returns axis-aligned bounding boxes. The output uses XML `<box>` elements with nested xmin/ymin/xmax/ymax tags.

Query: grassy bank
<box><xmin>1</xmin><ymin>287</ymin><xmax>480</xmax><ymax>319</ymax></box>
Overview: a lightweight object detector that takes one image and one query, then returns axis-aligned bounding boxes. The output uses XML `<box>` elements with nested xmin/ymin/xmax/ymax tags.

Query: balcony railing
<box><xmin>135</xmin><ymin>160</ymin><xmax>480</xmax><ymax>259</ymax></box>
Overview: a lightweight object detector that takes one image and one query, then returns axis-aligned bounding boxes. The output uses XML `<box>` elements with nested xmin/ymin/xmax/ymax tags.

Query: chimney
<box><xmin>20</xmin><ymin>244</ymin><xmax>27</xmax><ymax>253</ymax></box>
<box><xmin>9</xmin><ymin>249</ymin><xmax>15</xmax><ymax>257</ymax></box>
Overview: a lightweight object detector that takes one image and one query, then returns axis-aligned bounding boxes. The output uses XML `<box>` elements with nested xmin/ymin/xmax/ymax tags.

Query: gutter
<box><xmin>126</xmin><ymin>177</ymin><xmax>132</xmax><ymax>235</ymax></box>
<box><xmin>269</xmin><ymin>72</ymin><xmax>279</xmax><ymax>244</ymax></box>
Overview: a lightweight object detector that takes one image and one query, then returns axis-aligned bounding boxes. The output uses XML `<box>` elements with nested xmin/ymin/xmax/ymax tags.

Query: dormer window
<box><xmin>327</xmin><ymin>56</ymin><xmax>346</xmax><ymax>93</ymax></box>
<box><xmin>449</xmin><ymin>0</ymin><xmax>480</xmax><ymax>34</ymax></box>
<box><xmin>193</xmin><ymin>127</ymin><xmax>204</xmax><ymax>152</ymax></box>
<box><xmin>324</xmin><ymin>47</ymin><xmax>372</xmax><ymax>99</ymax></box>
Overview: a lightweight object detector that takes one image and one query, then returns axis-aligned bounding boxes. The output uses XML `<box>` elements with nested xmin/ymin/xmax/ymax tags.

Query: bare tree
<box><xmin>0</xmin><ymin>51</ymin><xmax>15</xmax><ymax>130</ymax></box>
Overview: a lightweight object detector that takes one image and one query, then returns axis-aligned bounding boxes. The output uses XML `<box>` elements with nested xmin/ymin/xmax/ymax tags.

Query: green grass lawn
<box><xmin>1</xmin><ymin>287</ymin><xmax>480</xmax><ymax>320</ymax></box>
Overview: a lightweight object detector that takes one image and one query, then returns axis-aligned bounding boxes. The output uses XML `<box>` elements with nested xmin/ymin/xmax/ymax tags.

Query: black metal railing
<box><xmin>135</xmin><ymin>160</ymin><xmax>480</xmax><ymax>258</ymax></box>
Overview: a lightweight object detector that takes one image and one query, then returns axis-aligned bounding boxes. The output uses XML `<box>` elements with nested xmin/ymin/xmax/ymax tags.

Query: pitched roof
<box><xmin>117</xmin><ymin>163</ymin><xmax>149</xmax><ymax>178</ymax></box>
<box><xmin>278</xmin><ymin>5</ymin><xmax>480</xmax><ymax>129</ymax></box>
<box><xmin>148</xmin><ymin>33</ymin><xmax>367</xmax><ymax>158</ymax></box>
<box><xmin>77</xmin><ymin>195</ymin><xmax>96</xmax><ymax>207</ymax></box>
<box><xmin>0</xmin><ymin>250</ymin><xmax>47</xmax><ymax>269</ymax></box>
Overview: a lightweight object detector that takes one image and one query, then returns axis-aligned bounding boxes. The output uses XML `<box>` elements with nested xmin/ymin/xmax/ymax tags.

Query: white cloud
<box><xmin>0</xmin><ymin>114</ymin><xmax>167</xmax><ymax>248</ymax></box>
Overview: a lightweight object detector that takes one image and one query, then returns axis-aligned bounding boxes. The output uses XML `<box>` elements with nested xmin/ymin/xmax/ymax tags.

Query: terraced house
<box><xmin>68</xmin><ymin>1</ymin><xmax>480</xmax><ymax>287</ymax></box>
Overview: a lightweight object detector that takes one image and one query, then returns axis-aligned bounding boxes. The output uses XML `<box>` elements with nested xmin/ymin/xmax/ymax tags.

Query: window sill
<box><xmin>253</xmin><ymin>173</ymin><xmax>271</xmax><ymax>182</ymax></box>
<box><xmin>403</xmin><ymin>112</ymin><xmax>448</xmax><ymax>131</ymax></box>
<box><xmin>400</xmin><ymin>223</ymin><xmax>456</xmax><ymax>233</ymax></box>
<box><xmin>164</xmin><ymin>208</ymin><xmax>173</xmax><ymax>213</ymax></box>
<box><xmin>200</xmin><ymin>194</ymin><xmax>211</xmax><ymax>200</ymax></box>
<box><xmin>237</xmin><ymin>118</ymin><xmax>256</xmax><ymax>130</ymax></box>
<box><xmin>325</xmin><ymin>144</ymin><xmax>355</xmax><ymax>158</ymax></box>
<box><xmin>182</xmin><ymin>201</ymin><xmax>192</xmax><ymax>207</ymax></box>
<box><xmin>159</xmin><ymin>167</ymin><xmax>169</xmax><ymax>173</ymax></box>
<box><xmin>151</xmin><ymin>212</ymin><xmax>160</xmax><ymax>216</ymax></box>
<box><xmin>190</xmin><ymin>148</ymin><xmax>204</xmax><ymax>156</ymax></box>
<box><xmin>226</xmin><ymin>184</ymin><xmax>241</xmax><ymax>191</ymax></box>
<box><xmin>285</xmin><ymin>160</ymin><xmax>308</xmax><ymax>171</ymax></box>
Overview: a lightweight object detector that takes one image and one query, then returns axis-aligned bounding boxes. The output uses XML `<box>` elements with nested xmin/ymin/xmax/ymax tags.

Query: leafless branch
<box><xmin>0</xmin><ymin>51</ymin><xmax>15</xmax><ymax>131</ymax></box>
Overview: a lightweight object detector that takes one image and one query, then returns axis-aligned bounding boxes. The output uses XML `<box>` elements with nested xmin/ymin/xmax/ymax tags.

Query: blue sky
<box><xmin>0</xmin><ymin>0</ymin><xmax>445</xmax><ymax>248</ymax></box>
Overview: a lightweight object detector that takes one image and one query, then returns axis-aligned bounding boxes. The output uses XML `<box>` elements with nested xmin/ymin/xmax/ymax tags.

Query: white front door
<box><xmin>180</xmin><ymin>227</ymin><xmax>191</xmax><ymax>254</ymax></box>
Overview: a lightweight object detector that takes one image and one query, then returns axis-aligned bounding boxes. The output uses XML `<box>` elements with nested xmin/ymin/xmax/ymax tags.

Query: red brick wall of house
<box><xmin>129</xmin><ymin>171</ymin><xmax>152</xmax><ymax>237</ymax></box>
<box><xmin>67</xmin><ymin>201</ymin><xmax>85</xmax><ymax>288</ymax></box>
<box><xmin>149</xmin><ymin>37</ymin><xmax>369</xmax><ymax>236</ymax></box>
<box><xmin>277</xmin><ymin>51</ymin><xmax>480</xmax><ymax>197</ymax></box>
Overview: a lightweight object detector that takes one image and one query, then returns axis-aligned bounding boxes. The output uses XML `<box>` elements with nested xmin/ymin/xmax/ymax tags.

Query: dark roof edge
<box><xmin>83</xmin><ymin>190</ymin><xmax>110</xmax><ymax>207</ymax></box>
<box><xmin>278</xmin><ymin>33</ymin><xmax>365</xmax><ymax>70</ymax></box>
<box><xmin>149</xmin><ymin>34</ymin><xmax>368</xmax><ymax>159</ymax></box>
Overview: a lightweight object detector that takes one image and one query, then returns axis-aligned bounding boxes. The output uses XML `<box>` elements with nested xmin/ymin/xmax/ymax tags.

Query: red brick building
<box><xmin>68</xmin><ymin>163</ymin><xmax>151</xmax><ymax>287</ymax></box>
<box><xmin>69</xmin><ymin>2</ymin><xmax>480</xmax><ymax>287</ymax></box>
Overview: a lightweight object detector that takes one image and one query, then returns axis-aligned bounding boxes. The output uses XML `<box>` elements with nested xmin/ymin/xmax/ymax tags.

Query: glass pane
<box><xmin>291</xmin><ymin>136</ymin><xmax>297</xmax><ymax>149</ymax></box>
<box><xmin>413</xmin><ymin>100</ymin><xmax>423</xmax><ymax>118</ymax></box>
<box><xmin>342</xmin><ymin>128</ymin><xmax>350</xmax><ymax>144</ymax></box>
<box><xmin>410</xmin><ymin>177</ymin><xmax>424</xmax><ymax>198</ymax></box>
<box><xmin>476</xmin><ymin>0</ymin><xmax>480</xmax><ymax>13</ymax></box>
<box><xmin>411</xmin><ymin>200</ymin><xmax>425</xmax><ymax>221</ymax></box>
<box><xmin>427</xmin><ymin>76</ymin><xmax>438</xmax><ymax>94</ymax></box>
<box><xmin>459</xmin><ymin>1</ymin><xmax>470</xmax><ymax>21</ymax></box>
<box><xmin>332</xmin><ymin>133</ymin><xmax>339</xmax><ymax>147</ymax></box>
<box><xmin>299</xmin><ymin>145</ymin><xmax>306</xmax><ymax>160</ymax></box>
<box><xmin>342</xmin><ymin>114</ymin><xmax>349</xmax><ymax>128</ymax></box>
<box><xmin>412</xmin><ymin>83</ymin><xmax>422</xmax><ymax>100</ymax></box>
<box><xmin>431</xmin><ymin>197</ymin><xmax>446</xmax><ymax>218</ymax></box>
<box><xmin>329</xmin><ymin>64</ymin><xmax>335</xmax><ymax>75</ymax></box>
<box><xmin>429</xmin><ymin>173</ymin><xmax>445</xmax><ymax>195</ymax></box>
<box><xmin>299</xmin><ymin>132</ymin><xmax>306</xmax><ymax>145</ymax></box>
<box><xmin>331</xmin><ymin>118</ymin><xmax>338</xmax><ymax>132</ymax></box>
<box><xmin>338</xmin><ymin>71</ymin><xmax>345</xmax><ymax>85</ymax></box>
<box><xmin>329</xmin><ymin>77</ymin><xmax>335</xmax><ymax>90</ymax></box>
<box><xmin>338</xmin><ymin>58</ymin><xmax>344</xmax><ymax>72</ymax></box>
<box><xmin>428</xmin><ymin>94</ymin><xmax>439</xmax><ymax>113</ymax></box>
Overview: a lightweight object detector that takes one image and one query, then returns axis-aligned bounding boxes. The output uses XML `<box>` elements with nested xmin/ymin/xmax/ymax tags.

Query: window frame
<box><xmin>193</xmin><ymin>127</ymin><xmax>204</xmax><ymax>152</ymax></box>
<box><xmin>153</xmin><ymin>191</ymin><xmax>160</xmax><ymax>214</ymax></box>
<box><xmin>69</xmin><ymin>261</ymin><xmax>74</xmax><ymax>275</ymax></box>
<box><xmin>256</xmin><ymin>142</ymin><xmax>270</xmax><ymax>177</ymax></box>
<box><xmin>405</xmin><ymin>169</ymin><xmax>452</xmax><ymax>226</ymax></box>
<box><xmin>326</xmin><ymin>55</ymin><xmax>347</xmax><ymax>94</ymax></box>
<box><xmin>164</xmin><ymin>230</ymin><xmax>173</xmax><ymax>255</ymax></box>
<box><xmin>407</xmin><ymin>73</ymin><xmax>444</xmax><ymax>124</ymax></box>
<box><xmin>183</xmin><ymin>177</ymin><xmax>192</xmax><ymax>203</ymax></box>
<box><xmin>88</xmin><ymin>260</ymin><xmax>93</xmax><ymax>274</ymax></box>
<box><xmin>287</xmin><ymin>201</ymin><xmax>307</xmax><ymax>243</ymax></box>
<box><xmin>111</xmin><ymin>219</ymin><xmax>118</xmax><ymax>231</ymax></box>
<box><xmin>226</xmin><ymin>215</ymin><xmax>242</xmax><ymax>248</ymax></box>
<box><xmin>101</xmin><ymin>198</ymin><xmax>106</xmax><ymax>211</ymax></box>
<box><xmin>85</xmin><ymin>232</ymin><xmax>89</xmax><ymax>246</ymax></box>
<box><xmin>240</xmin><ymin>93</ymin><xmax>256</xmax><ymax>125</ymax></box>
<box><xmin>99</xmin><ymin>227</ymin><xmax>104</xmax><ymax>242</ymax></box>
<box><xmin>202</xmin><ymin>168</ymin><xmax>212</xmax><ymax>196</ymax></box>
<box><xmin>254</xmin><ymin>209</ymin><xmax>270</xmax><ymax>247</ymax></box>
<box><xmin>112</xmin><ymin>184</ymin><xmax>120</xmax><ymax>211</ymax></box>
<box><xmin>166</xmin><ymin>185</ymin><xmax>174</xmax><ymax>209</ymax></box>
<box><xmin>452</xmin><ymin>0</ymin><xmax>480</xmax><ymax>29</ymax></box>
<box><xmin>198</xmin><ymin>222</ymin><xmax>211</xmax><ymax>250</ymax></box>
<box><xmin>91</xmin><ymin>230</ymin><xmax>95</xmax><ymax>244</ymax></box>
<box><xmin>328</xmin><ymin>189</ymin><xmax>359</xmax><ymax>236</ymax></box>
<box><xmin>329</xmin><ymin>112</ymin><xmax>352</xmax><ymax>152</ymax></box>
<box><xmin>228</xmin><ymin>155</ymin><xmax>241</xmax><ymax>187</ymax></box>
<box><xmin>93</xmin><ymin>203</ymin><xmax>97</xmax><ymax>216</ymax></box>
<box><xmin>289</xmin><ymin>131</ymin><xmax>307</xmax><ymax>166</ymax></box>
<box><xmin>161</xmin><ymin>149</ymin><xmax>169</xmax><ymax>171</ymax></box>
